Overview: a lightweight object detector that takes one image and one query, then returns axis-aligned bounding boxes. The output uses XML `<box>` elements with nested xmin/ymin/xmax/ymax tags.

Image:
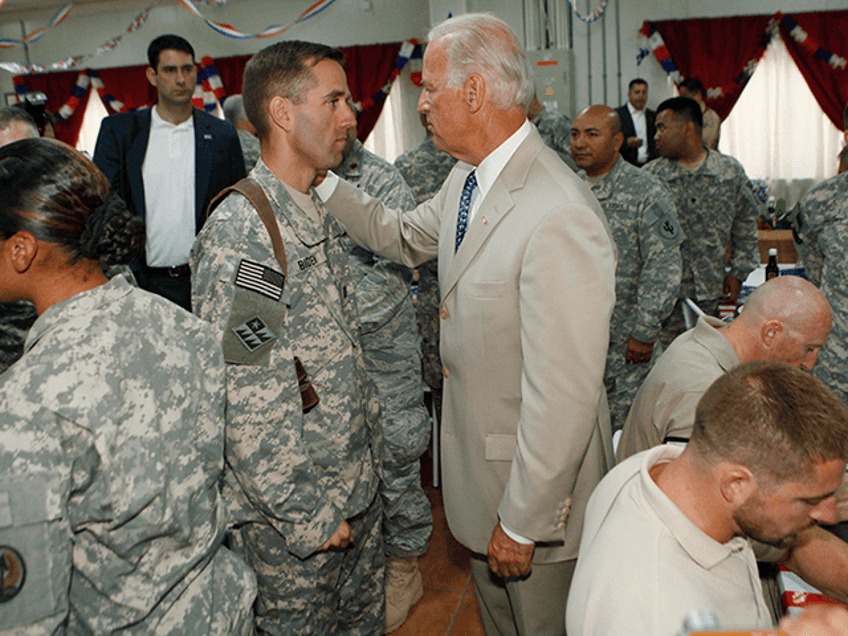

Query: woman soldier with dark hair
<box><xmin>0</xmin><ymin>139</ymin><xmax>256</xmax><ymax>634</ymax></box>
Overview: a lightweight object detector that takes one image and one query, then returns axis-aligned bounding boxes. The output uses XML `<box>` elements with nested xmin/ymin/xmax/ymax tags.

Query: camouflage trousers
<box><xmin>356</xmin><ymin>261</ymin><xmax>433</xmax><ymax>559</ymax></box>
<box><xmin>149</xmin><ymin>547</ymin><xmax>257</xmax><ymax>636</ymax></box>
<box><xmin>229</xmin><ymin>494</ymin><xmax>384</xmax><ymax>636</ymax></box>
<box><xmin>416</xmin><ymin>260</ymin><xmax>442</xmax><ymax>391</ymax></box>
<box><xmin>659</xmin><ymin>297</ymin><xmax>720</xmax><ymax>350</ymax></box>
<box><xmin>604</xmin><ymin>343</ymin><xmax>659</xmax><ymax>432</ymax></box>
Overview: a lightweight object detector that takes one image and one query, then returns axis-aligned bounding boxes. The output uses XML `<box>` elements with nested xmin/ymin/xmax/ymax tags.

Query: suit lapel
<box><xmin>441</xmin><ymin>131</ymin><xmax>544</xmax><ymax>299</ymax></box>
<box><xmin>127</xmin><ymin>109</ymin><xmax>151</xmax><ymax>220</ymax></box>
<box><xmin>193</xmin><ymin>109</ymin><xmax>212</xmax><ymax>228</ymax></box>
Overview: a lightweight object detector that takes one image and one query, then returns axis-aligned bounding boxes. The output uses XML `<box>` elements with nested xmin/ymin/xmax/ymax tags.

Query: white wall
<box><xmin>0</xmin><ymin>0</ymin><xmax>431</xmax><ymax>98</ymax></box>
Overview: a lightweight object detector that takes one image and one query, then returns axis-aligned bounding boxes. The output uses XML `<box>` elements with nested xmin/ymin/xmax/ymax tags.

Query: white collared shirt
<box><xmin>627</xmin><ymin>101</ymin><xmax>649</xmax><ymax>164</ymax></box>
<box><xmin>465</xmin><ymin>119</ymin><xmax>532</xmax><ymax>223</ymax></box>
<box><xmin>142</xmin><ymin>105</ymin><xmax>196</xmax><ymax>267</ymax></box>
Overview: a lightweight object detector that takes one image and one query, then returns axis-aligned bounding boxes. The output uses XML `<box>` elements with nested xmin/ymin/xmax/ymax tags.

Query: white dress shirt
<box><xmin>142</xmin><ymin>105</ymin><xmax>196</xmax><ymax>267</ymax></box>
<box><xmin>627</xmin><ymin>101</ymin><xmax>649</xmax><ymax>165</ymax></box>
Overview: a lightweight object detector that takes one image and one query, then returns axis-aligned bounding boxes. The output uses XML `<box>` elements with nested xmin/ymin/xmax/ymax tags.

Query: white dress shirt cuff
<box><xmin>500</xmin><ymin>520</ymin><xmax>534</xmax><ymax>545</ymax></box>
<box><xmin>313</xmin><ymin>171</ymin><xmax>339</xmax><ymax>201</ymax></box>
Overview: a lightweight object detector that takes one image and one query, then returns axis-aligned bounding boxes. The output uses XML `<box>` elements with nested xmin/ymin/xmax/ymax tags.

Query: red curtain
<box><xmin>778</xmin><ymin>10</ymin><xmax>848</xmax><ymax>131</ymax></box>
<box><xmin>14</xmin><ymin>42</ymin><xmax>403</xmax><ymax>146</ymax></box>
<box><xmin>651</xmin><ymin>14</ymin><xmax>774</xmax><ymax>120</ymax></box>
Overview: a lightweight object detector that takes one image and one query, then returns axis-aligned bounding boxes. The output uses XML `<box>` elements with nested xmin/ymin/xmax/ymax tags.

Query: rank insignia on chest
<box><xmin>232</xmin><ymin>316</ymin><xmax>278</xmax><ymax>352</ymax></box>
<box><xmin>234</xmin><ymin>259</ymin><xmax>285</xmax><ymax>301</ymax></box>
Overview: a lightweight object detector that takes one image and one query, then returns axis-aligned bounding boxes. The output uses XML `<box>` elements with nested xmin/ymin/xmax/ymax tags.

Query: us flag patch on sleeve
<box><xmin>234</xmin><ymin>259</ymin><xmax>285</xmax><ymax>301</ymax></box>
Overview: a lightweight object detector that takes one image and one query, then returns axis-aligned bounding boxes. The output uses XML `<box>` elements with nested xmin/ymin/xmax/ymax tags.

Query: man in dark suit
<box><xmin>615</xmin><ymin>78</ymin><xmax>657</xmax><ymax>166</ymax></box>
<box><xmin>318</xmin><ymin>13</ymin><xmax>616</xmax><ymax>636</ymax></box>
<box><xmin>93</xmin><ymin>34</ymin><xmax>245</xmax><ymax>310</ymax></box>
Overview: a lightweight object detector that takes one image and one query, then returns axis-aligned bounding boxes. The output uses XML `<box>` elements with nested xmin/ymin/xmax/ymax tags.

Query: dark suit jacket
<box><xmin>93</xmin><ymin>107</ymin><xmax>246</xmax><ymax>233</ymax></box>
<box><xmin>616</xmin><ymin>104</ymin><xmax>657</xmax><ymax>166</ymax></box>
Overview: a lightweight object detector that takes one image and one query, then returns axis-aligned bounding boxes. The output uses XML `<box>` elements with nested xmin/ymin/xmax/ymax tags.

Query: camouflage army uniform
<box><xmin>533</xmin><ymin>103</ymin><xmax>578</xmax><ymax>170</ymax></box>
<box><xmin>336</xmin><ymin>139</ymin><xmax>432</xmax><ymax>559</ymax></box>
<box><xmin>237</xmin><ymin>128</ymin><xmax>261</xmax><ymax>174</ymax></box>
<box><xmin>794</xmin><ymin>172</ymin><xmax>848</xmax><ymax>404</ymax></box>
<box><xmin>191</xmin><ymin>160</ymin><xmax>383</xmax><ymax>636</ymax></box>
<box><xmin>393</xmin><ymin>137</ymin><xmax>457</xmax><ymax>421</ymax></box>
<box><xmin>0</xmin><ymin>266</ymin><xmax>134</xmax><ymax>374</ymax></box>
<box><xmin>581</xmin><ymin>158</ymin><xmax>685</xmax><ymax>430</ymax></box>
<box><xmin>0</xmin><ymin>275</ymin><xmax>256</xmax><ymax>634</ymax></box>
<box><xmin>644</xmin><ymin>149</ymin><xmax>759</xmax><ymax>346</ymax></box>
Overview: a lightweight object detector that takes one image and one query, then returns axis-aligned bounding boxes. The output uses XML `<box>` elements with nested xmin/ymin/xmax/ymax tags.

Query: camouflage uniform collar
<box><xmin>24</xmin><ymin>274</ymin><xmax>133</xmax><ymax>354</ymax></box>
<box><xmin>586</xmin><ymin>156</ymin><xmax>628</xmax><ymax>201</ymax></box>
<box><xmin>253</xmin><ymin>161</ymin><xmax>333</xmax><ymax>247</ymax></box>
<box><xmin>657</xmin><ymin>148</ymin><xmax>719</xmax><ymax>178</ymax></box>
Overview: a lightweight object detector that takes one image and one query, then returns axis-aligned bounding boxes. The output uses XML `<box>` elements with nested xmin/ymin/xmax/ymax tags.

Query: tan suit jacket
<box><xmin>325</xmin><ymin>127</ymin><xmax>616</xmax><ymax>562</ymax></box>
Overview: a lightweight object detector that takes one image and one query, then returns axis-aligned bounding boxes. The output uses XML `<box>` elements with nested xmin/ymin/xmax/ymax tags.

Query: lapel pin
<box><xmin>481</xmin><ymin>216</ymin><xmax>488</xmax><ymax>225</ymax></box>
<box><xmin>204</xmin><ymin>133</ymin><xmax>212</xmax><ymax>140</ymax></box>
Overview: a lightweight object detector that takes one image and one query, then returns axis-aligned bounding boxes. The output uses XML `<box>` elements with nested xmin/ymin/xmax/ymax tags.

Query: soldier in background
<box><xmin>191</xmin><ymin>41</ymin><xmax>383</xmax><ymax>635</ymax></box>
<box><xmin>570</xmin><ymin>105</ymin><xmax>684</xmax><ymax>430</ymax></box>
<box><xmin>393</xmin><ymin>114</ymin><xmax>457</xmax><ymax>428</ymax></box>
<box><xmin>223</xmin><ymin>94</ymin><xmax>261</xmax><ymax>173</ymax></box>
<box><xmin>0</xmin><ymin>139</ymin><xmax>256</xmax><ymax>633</ymax></box>
<box><xmin>678</xmin><ymin>78</ymin><xmax>721</xmax><ymax>151</ymax></box>
<box><xmin>332</xmin><ymin>122</ymin><xmax>433</xmax><ymax>633</ymax></box>
<box><xmin>645</xmin><ymin>96</ymin><xmax>759</xmax><ymax>348</ymax></box>
<box><xmin>0</xmin><ymin>106</ymin><xmax>40</xmax><ymax>374</ymax></box>
<box><xmin>528</xmin><ymin>94</ymin><xmax>577</xmax><ymax>170</ymax></box>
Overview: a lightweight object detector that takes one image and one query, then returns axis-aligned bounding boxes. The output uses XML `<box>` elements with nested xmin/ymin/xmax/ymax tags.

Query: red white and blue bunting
<box><xmin>566</xmin><ymin>0</ymin><xmax>608</xmax><ymax>25</ymax></box>
<box><xmin>355</xmin><ymin>39</ymin><xmax>418</xmax><ymax>112</ymax></box>
<box><xmin>0</xmin><ymin>2</ymin><xmax>72</xmax><ymax>49</ymax></box>
<box><xmin>192</xmin><ymin>56</ymin><xmax>227</xmax><ymax>111</ymax></box>
<box><xmin>779</xmin><ymin>12</ymin><xmax>847</xmax><ymax>70</ymax></box>
<box><xmin>637</xmin><ymin>19</ymin><xmax>770</xmax><ymax>101</ymax></box>
<box><xmin>0</xmin><ymin>0</ymin><xmax>338</xmax><ymax>74</ymax></box>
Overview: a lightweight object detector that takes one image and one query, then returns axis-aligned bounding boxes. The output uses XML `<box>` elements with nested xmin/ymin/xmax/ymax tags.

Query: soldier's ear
<box><xmin>268</xmin><ymin>95</ymin><xmax>293</xmax><ymax>133</ymax></box>
<box><xmin>760</xmin><ymin>319</ymin><xmax>783</xmax><ymax>347</ymax></box>
<box><xmin>5</xmin><ymin>231</ymin><xmax>38</xmax><ymax>274</ymax></box>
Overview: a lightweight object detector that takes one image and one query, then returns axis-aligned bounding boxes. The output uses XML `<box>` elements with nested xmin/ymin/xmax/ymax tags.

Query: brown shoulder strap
<box><xmin>209</xmin><ymin>178</ymin><xmax>288</xmax><ymax>278</ymax></box>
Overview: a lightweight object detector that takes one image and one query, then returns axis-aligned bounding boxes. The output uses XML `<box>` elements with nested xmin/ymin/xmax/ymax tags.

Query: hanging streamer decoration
<box><xmin>0</xmin><ymin>2</ymin><xmax>73</xmax><ymax>49</ymax></box>
<box><xmin>52</xmin><ymin>69</ymin><xmax>124</xmax><ymax>122</ymax></box>
<box><xmin>174</xmin><ymin>0</ymin><xmax>339</xmax><ymax>40</ymax></box>
<box><xmin>778</xmin><ymin>12</ymin><xmax>848</xmax><ymax>70</ymax></box>
<box><xmin>566</xmin><ymin>0</ymin><xmax>609</xmax><ymax>25</ymax></box>
<box><xmin>355</xmin><ymin>39</ymin><xmax>418</xmax><ymax>112</ymax></box>
<box><xmin>0</xmin><ymin>0</ymin><xmax>337</xmax><ymax>74</ymax></box>
<box><xmin>192</xmin><ymin>56</ymin><xmax>227</xmax><ymax>111</ymax></box>
<box><xmin>0</xmin><ymin>2</ymin><xmax>161</xmax><ymax>74</ymax></box>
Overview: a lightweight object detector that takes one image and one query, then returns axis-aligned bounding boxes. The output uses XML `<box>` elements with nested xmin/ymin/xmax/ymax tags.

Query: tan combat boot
<box><xmin>384</xmin><ymin>556</ymin><xmax>424</xmax><ymax>633</ymax></box>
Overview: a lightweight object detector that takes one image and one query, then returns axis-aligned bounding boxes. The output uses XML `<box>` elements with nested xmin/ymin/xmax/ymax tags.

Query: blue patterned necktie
<box><xmin>455</xmin><ymin>170</ymin><xmax>477</xmax><ymax>252</ymax></box>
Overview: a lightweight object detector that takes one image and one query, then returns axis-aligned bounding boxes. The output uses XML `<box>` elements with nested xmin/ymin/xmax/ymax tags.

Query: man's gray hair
<box><xmin>428</xmin><ymin>13</ymin><xmax>534</xmax><ymax>111</ymax></box>
<box><xmin>0</xmin><ymin>106</ymin><xmax>38</xmax><ymax>138</ymax></box>
<box><xmin>223</xmin><ymin>94</ymin><xmax>247</xmax><ymax>126</ymax></box>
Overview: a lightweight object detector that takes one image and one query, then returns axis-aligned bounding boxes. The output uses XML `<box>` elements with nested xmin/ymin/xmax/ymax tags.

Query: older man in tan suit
<box><xmin>316</xmin><ymin>13</ymin><xmax>616</xmax><ymax>635</ymax></box>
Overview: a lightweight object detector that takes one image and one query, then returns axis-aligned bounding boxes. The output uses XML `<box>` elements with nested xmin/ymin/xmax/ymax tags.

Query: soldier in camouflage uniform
<box><xmin>570</xmin><ymin>105</ymin><xmax>684</xmax><ymax>430</ymax></box>
<box><xmin>528</xmin><ymin>94</ymin><xmax>577</xmax><ymax>170</ymax></box>
<box><xmin>393</xmin><ymin>123</ymin><xmax>458</xmax><ymax>427</ymax></box>
<box><xmin>794</xmin><ymin>171</ymin><xmax>848</xmax><ymax>404</ymax></box>
<box><xmin>645</xmin><ymin>97</ymin><xmax>759</xmax><ymax>348</ymax></box>
<box><xmin>333</xmin><ymin>131</ymin><xmax>432</xmax><ymax>632</ymax></box>
<box><xmin>191</xmin><ymin>42</ymin><xmax>383</xmax><ymax>636</ymax></box>
<box><xmin>223</xmin><ymin>95</ymin><xmax>261</xmax><ymax>173</ymax></box>
<box><xmin>0</xmin><ymin>139</ymin><xmax>256</xmax><ymax>634</ymax></box>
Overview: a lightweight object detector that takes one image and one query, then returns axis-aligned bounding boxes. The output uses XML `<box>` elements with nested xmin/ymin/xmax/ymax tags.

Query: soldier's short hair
<box><xmin>690</xmin><ymin>360</ymin><xmax>848</xmax><ymax>488</ymax></box>
<box><xmin>657</xmin><ymin>96</ymin><xmax>703</xmax><ymax>132</ymax></box>
<box><xmin>0</xmin><ymin>106</ymin><xmax>38</xmax><ymax>138</ymax></box>
<box><xmin>242</xmin><ymin>41</ymin><xmax>345</xmax><ymax>140</ymax></box>
<box><xmin>428</xmin><ymin>13</ymin><xmax>534</xmax><ymax>110</ymax></box>
<box><xmin>148</xmin><ymin>34</ymin><xmax>195</xmax><ymax>70</ymax></box>
<box><xmin>679</xmin><ymin>78</ymin><xmax>705</xmax><ymax>97</ymax></box>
